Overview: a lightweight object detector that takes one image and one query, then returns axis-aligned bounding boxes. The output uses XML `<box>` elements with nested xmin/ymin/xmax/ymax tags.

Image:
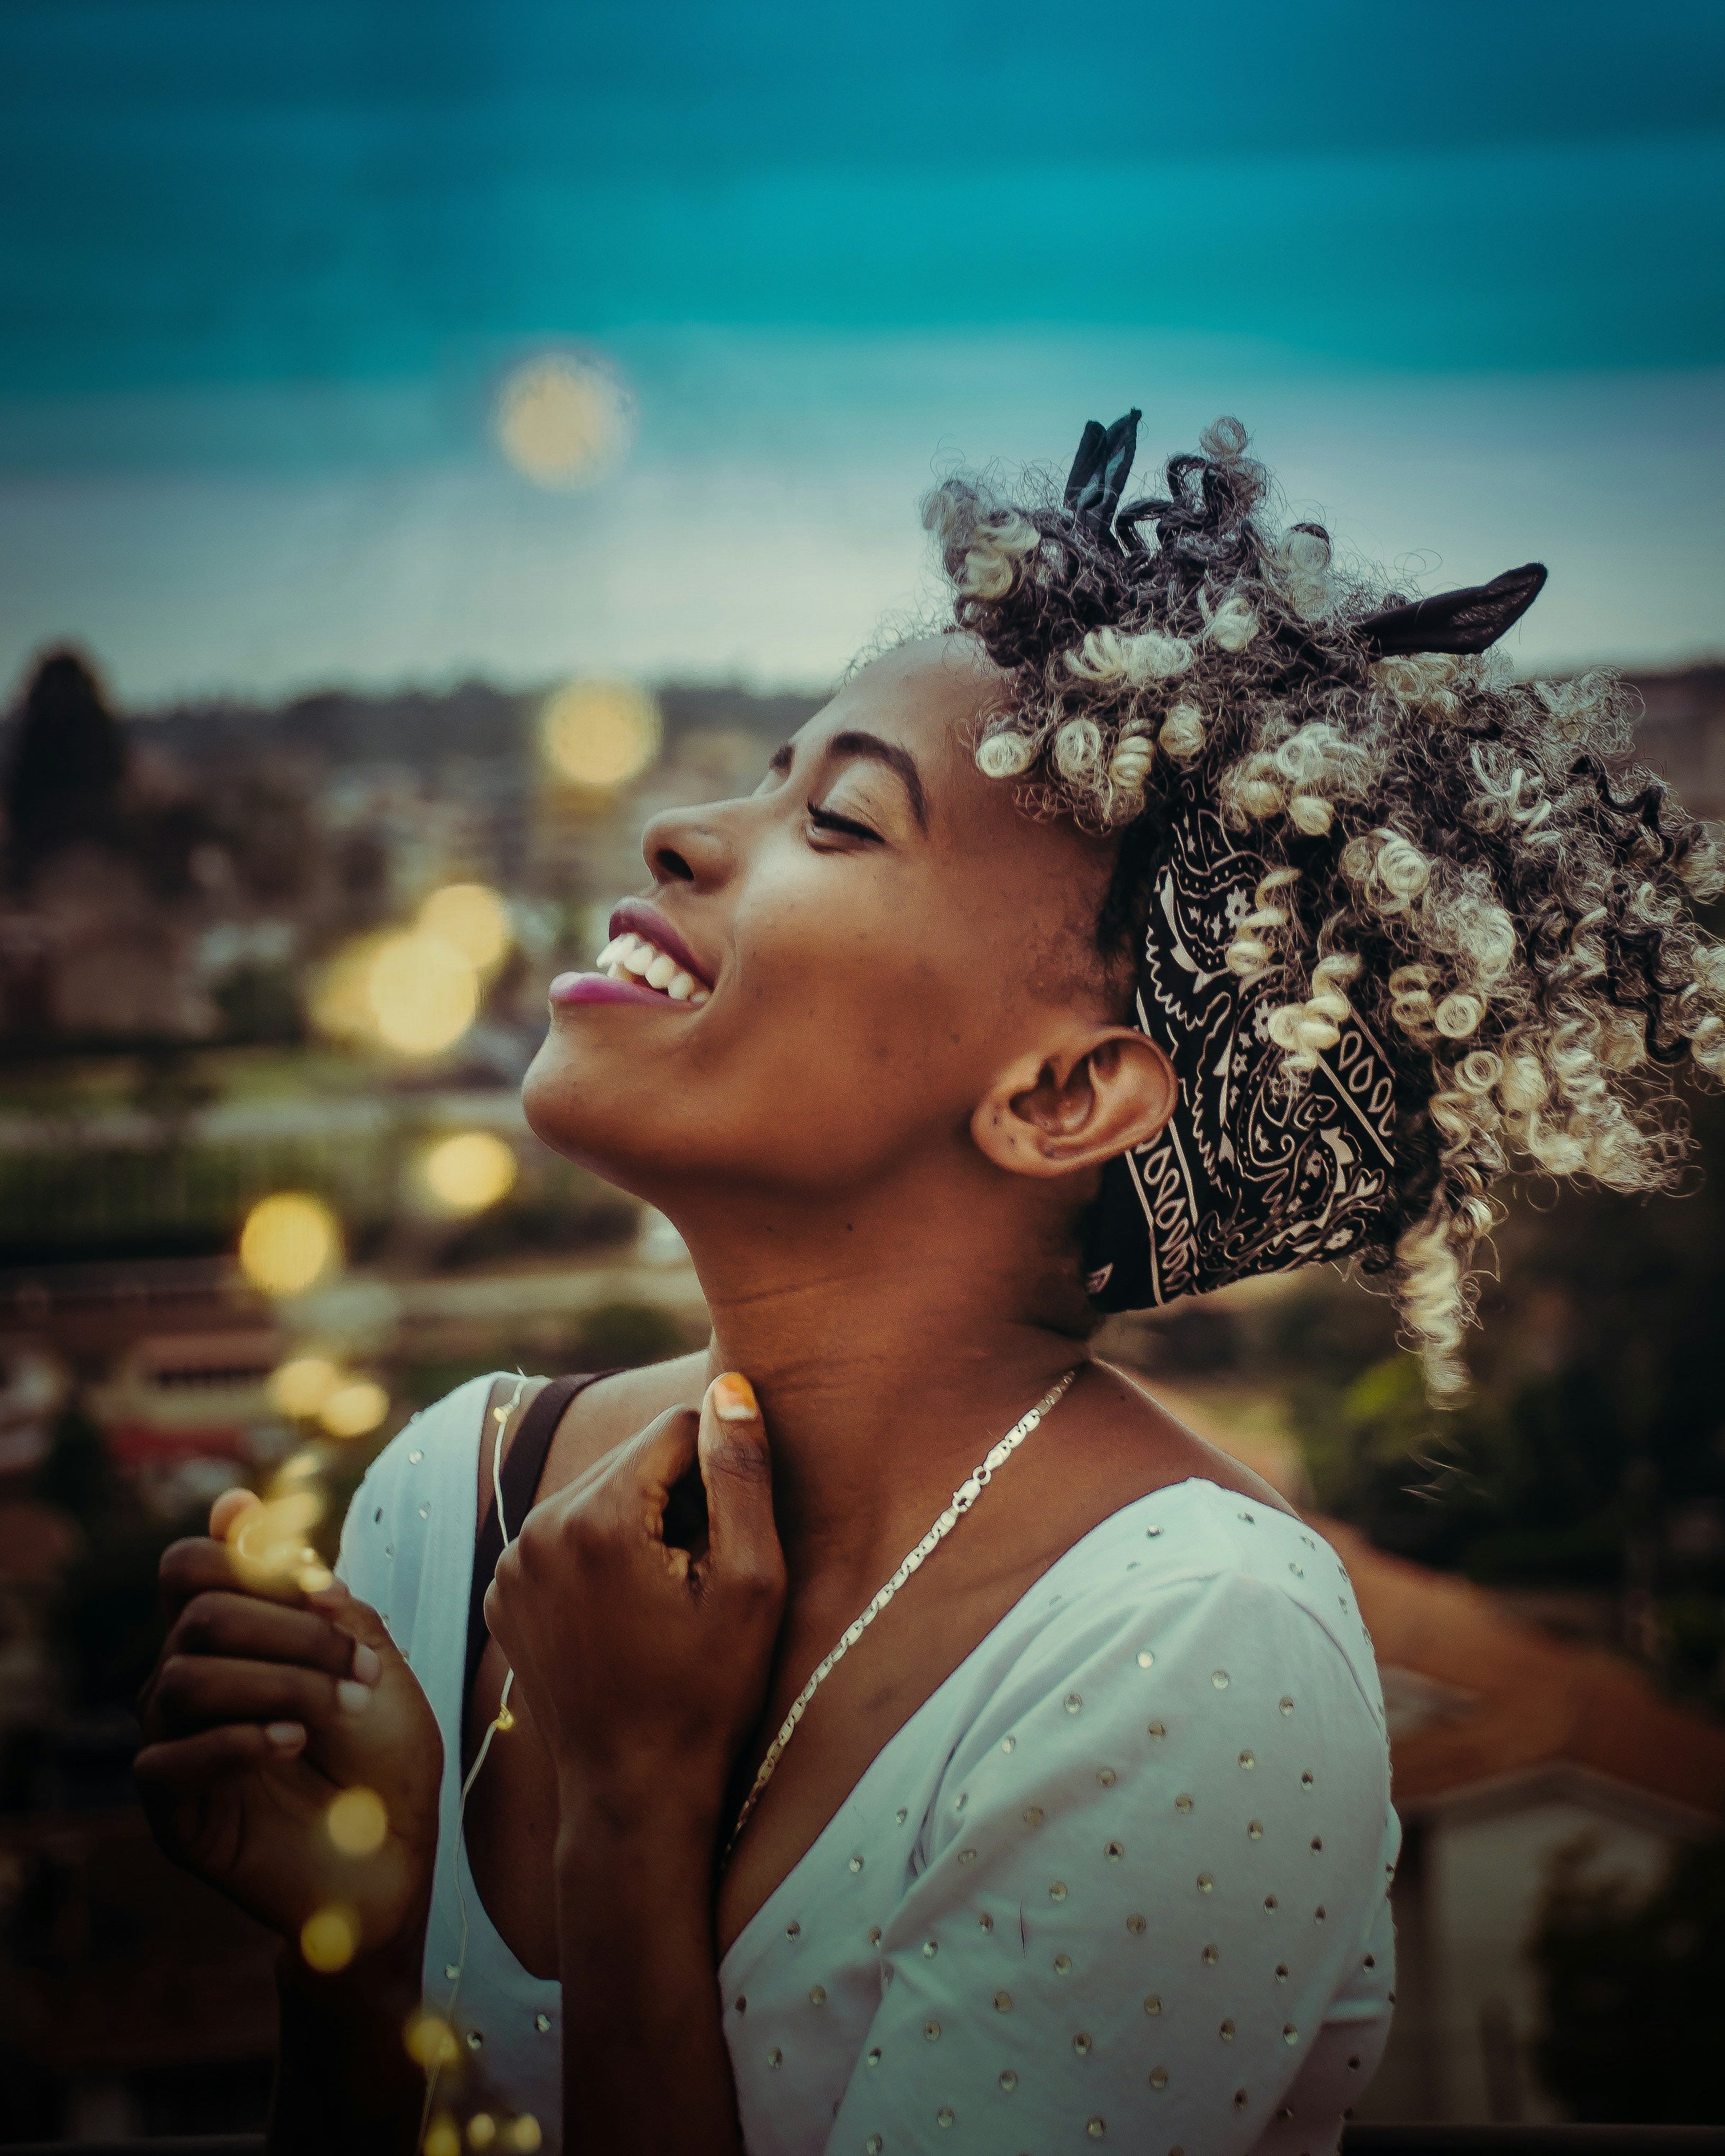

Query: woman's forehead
<box><xmin>798</xmin><ymin>637</ymin><xmax>1008</xmax><ymax>787</ymax></box>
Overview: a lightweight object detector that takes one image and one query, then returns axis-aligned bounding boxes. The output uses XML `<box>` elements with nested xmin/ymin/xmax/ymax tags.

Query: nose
<box><xmin>641</xmin><ymin>802</ymin><xmax>735</xmax><ymax>892</ymax></box>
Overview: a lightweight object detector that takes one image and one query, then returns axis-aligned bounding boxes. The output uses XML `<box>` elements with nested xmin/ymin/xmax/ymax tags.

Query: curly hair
<box><xmin>921</xmin><ymin>418</ymin><xmax>1725</xmax><ymax>1397</ymax></box>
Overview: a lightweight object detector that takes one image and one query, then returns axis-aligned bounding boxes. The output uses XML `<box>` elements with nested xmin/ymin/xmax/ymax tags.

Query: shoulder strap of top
<box><xmin>464</xmin><ymin>1371</ymin><xmax>607</xmax><ymax>1707</ymax></box>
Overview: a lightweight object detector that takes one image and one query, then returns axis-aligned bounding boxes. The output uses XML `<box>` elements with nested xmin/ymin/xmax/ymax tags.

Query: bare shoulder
<box><xmin>1087</xmin><ymin>1358</ymin><xmax>1297</xmax><ymax>1518</ymax></box>
<box><xmin>476</xmin><ymin>1352</ymin><xmax>707</xmax><ymax>1516</ymax></box>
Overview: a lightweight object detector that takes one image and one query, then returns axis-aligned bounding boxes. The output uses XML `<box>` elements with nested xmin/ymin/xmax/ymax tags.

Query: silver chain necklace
<box><xmin>724</xmin><ymin>1366</ymin><xmax>1080</xmax><ymax>1856</ymax></box>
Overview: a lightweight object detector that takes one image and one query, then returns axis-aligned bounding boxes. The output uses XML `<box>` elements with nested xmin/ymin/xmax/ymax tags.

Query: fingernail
<box><xmin>351</xmin><ymin>1643</ymin><xmax>382</xmax><ymax>1687</ymax></box>
<box><xmin>337</xmin><ymin>1680</ymin><xmax>372</xmax><ymax>1716</ymax></box>
<box><xmin>304</xmin><ymin>1579</ymin><xmax>349</xmax><ymax>1609</ymax></box>
<box><xmin>712</xmin><ymin>1372</ymin><xmax>758</xmax><ymax>1421</ymax></box>
<box><xmin>267</xmin><ymin>1721</ymin><xmax>305</xmax><ymax>1749</ymax></box>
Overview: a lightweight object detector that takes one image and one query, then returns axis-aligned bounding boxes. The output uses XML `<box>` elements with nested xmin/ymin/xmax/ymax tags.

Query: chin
<box><xmin>520</xmin><ymin>1022</ymin><xmax>706</xmax><ymax>1204</ymax></box>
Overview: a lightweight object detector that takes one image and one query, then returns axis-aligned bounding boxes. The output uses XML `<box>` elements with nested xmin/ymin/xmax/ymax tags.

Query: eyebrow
<box><xmin>827</xmin><ymin>730</ymin><xmax>934</xmax><ymax>831</ymax></box>
<box><xmin>770</xmin><ymin>729</ymin><xmax>931</xmax><ymax>831</ymax></box>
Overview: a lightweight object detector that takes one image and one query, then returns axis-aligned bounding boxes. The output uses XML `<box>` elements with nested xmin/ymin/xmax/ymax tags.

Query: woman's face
<box><xmin>522</xmin><ymin>637</ymin><xmax>1125</xmax><ymax>1210</ymax></box>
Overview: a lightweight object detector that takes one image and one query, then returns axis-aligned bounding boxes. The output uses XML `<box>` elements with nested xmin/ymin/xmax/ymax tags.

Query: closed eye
<box><xmin>806</xmin><ymin>801</ymin><xmax>883</xmax><ymax>844</ymax></box>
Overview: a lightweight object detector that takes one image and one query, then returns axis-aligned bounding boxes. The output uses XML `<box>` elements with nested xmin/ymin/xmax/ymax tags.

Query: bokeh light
<box><xmin>423</xmin><ymin>2118</ymin><xmax>461</xmax><ymax>2156</ymax></box>
<box><xmin>310</xmin><ymin>929</ymin><xmax>480</xmax><ymax>1056</ymax></box>
<box><xmin>239</xmin><ymin>1192</ymin><xmax>343</xmax><ymax>1298</ymax></box>
<box><xmin>326</xmin><ymin>1785</ymin><xmax>390</xmax><ymax>1856</ymax></box>
<box><xmin>300</xmin><ymin>1902</ymin><xmax>359</xmax><ymax>1973</ymax></box>
<box><xmin>227</xmin><ymin>1487</ymin><xmax>324</xmax><ymax>1588</ymax></box>
<box><xmin>404</xmin><ymin>2012</ymin><xmax>462</xmax><ymax>2069</ymax></box>
<box><xmin>367</xmin><ymin>930</ymin><xmax>480</xmax><ymax>1055</ymax></box>
<box><xmin>540</xmin><ymin>680</ymin><xmax>662</xmax><ymax>789</ymax></box>
<box><xmin>469</xmin><ymin>2116</ymin><xmax>497</xmax><ymax>2150</ymax></box>
<box><xmin>418</xmin><ymin>883</ymin><xmax>512</xmax><ymax>975</ymax></box>
<box><xmin>507</xmin><ymin>2119</ymin><xmax>543</xmax><ymax>2153</ymax></box>
<box><xmin>494</xmin><ymin>351</ymin><xmax>635</xmax><ymax>491</ymax></box>
<box><xmin>318</xmin><ymin>1378</ymin><xmax>390</xmax><ymax>1439</ymax></box>
<box><xmin>420</xmin><ymin>1130</ymin><xmax>519</xmax><ymax>1215</ymax></box>
<box><xmin>268</xmin><ymin>1356</ymin><xmax>341</xmax><ymax>1418</ymax></box>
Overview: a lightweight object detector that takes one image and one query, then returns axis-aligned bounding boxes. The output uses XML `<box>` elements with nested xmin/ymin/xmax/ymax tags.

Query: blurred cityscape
<box><xmin>1</xmin><ymin>648</ymin><xmax>1724</xmax><ymax>2138</ymax></box>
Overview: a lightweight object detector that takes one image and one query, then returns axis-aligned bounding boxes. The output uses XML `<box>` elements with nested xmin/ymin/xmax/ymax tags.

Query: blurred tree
<box><xmin>1532</xmin><ymin>1832</ymin><xmax>1725</xmax><ymax>2122</ymax></box>
<box><xmin>1287</xmin><ymin>1085</ymin><xmax>1725</xmax><ymax>1698</ymax></box>
<box><xmin>2</xmin><ymin>649</ymin><xmax>127</xmax><ymax>889</ymax></box>
<box><xmin>31</xmin><ymin>1400</ymin><xmax>116</xmax><ymax>1526</ymax></box>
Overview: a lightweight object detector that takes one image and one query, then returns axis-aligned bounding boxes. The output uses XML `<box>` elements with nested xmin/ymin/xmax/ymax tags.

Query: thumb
<box><xmin>699</xmin><ymin>1373</ymin><xmax>782</xmax><ymax>1589</ymax></box>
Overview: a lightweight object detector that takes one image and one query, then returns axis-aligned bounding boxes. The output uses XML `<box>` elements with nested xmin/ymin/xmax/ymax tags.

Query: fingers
<box><xmin>134</xmin><ymin>1719</ymin><xmax>304</xmax><ymax>1795</ymax></box>
<box><xmin>165</xmin><ymin>1588</ymin><xmax>361</xmax><ymax>1677</ymax></box>
<box><xmin>149</xmin><ymin>1651</ymin><xmax>377</xmax><ymax>1742</ymax></box>
<box><xmin>698</xmin><ymin>1374</ymin><xmax>785</xmax><ymax>1595</ymax></box>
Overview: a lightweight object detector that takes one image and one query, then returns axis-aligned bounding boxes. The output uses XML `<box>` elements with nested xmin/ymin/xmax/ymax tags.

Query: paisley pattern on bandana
<box><xmin>1082</xmin><ymin>775</ymin><xmax>1399</xmax><ymax>1313</ymax></box>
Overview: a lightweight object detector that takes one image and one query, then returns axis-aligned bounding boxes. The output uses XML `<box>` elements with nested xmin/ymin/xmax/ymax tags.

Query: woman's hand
<box><xmin>485</xmin><ymin>1372</ymin><xmax>786</xmax><ymax>1840</ymax></box>
<box><xmin>134</xmin><ymin>1488</ymin><xmax>443</xmax><ymax>1963</ymax></box>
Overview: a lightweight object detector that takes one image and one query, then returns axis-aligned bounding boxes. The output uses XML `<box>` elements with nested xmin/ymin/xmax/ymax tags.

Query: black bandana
<box><xmin>1058</xmin><ymin>413</ymin><xmax>1546</xmax><ymax>1314</ymax></box>
<box><xmin>1081</xmin><ymin>773</ymin><xmax>1399</xmax><ymax>1312</ymax></box>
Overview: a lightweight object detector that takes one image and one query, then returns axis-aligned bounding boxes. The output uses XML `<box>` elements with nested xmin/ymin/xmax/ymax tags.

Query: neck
<box><xmin>672</xmin><ymin>1169</ymin><xmax>1090</xmax><ymax>1591</ymax></box>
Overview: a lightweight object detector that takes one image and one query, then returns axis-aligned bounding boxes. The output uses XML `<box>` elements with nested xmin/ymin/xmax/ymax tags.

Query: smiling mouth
<box><xmin>594</xmin><ymin>931</ymin><xmax>711</xmax><ymax>1005</ymax></box>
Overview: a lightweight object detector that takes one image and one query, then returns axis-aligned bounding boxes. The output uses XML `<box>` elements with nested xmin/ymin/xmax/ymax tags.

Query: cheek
<box><xmin>521</xmin><ymin>862</ymin><xmax>1003</xmax><ymax>1193</ymax></box>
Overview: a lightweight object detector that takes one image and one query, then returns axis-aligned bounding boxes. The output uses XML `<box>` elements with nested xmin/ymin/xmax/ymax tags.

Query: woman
<box><xmin>135</xmin><ymin>414</ymin><xmax>1724</xmax><ymax>2156</ymax></box>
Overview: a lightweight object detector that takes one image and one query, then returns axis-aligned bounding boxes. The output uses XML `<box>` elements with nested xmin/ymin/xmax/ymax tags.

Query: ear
<box><xmin>971</xmin><ymin>1026</ymin><xmax>1177</xmax><ymax>1181</ymax></box>
<box><xmin>1355</xmin><ymin>562</ymin><xmax>1547</xmax><ymax>657</ymax></box>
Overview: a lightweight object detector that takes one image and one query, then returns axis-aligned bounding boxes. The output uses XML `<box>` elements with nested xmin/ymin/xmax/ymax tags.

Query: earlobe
<box><xmin>971</xmin><ymin>1028</ymin><xmax>1177</xmax><ymax>1181</ymax></box>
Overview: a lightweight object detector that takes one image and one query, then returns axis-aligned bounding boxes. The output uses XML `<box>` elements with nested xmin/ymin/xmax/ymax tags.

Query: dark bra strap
<box><xmin>464</xmin><ymin>1372</ymin><xmax>607</xmax><ymax>1709</ymax></box>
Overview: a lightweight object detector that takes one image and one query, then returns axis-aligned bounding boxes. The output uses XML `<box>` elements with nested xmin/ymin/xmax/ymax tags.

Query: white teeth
<box><xmin>689</xmin><ymin>988</ymin><xmax>709</xmax><ymax>1005</ymax></box>
<box><xmin>601</xmin><ymin>925</ymin><xmax>709</xmax><ymax>1002</ymax></box>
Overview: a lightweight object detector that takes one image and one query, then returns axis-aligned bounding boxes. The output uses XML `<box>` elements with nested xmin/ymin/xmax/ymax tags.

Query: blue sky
<box><xmin>2</xmin><ymin>0</ymin><xmax>1721</xmax><ymax>700</ymax></box>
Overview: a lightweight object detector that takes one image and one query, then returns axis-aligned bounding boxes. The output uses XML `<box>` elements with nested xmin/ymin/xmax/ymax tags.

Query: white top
<box><xmin>339</xmin><ymin>1374</ymin><xmax>1399</xmax><ymax>2156</ymax></box>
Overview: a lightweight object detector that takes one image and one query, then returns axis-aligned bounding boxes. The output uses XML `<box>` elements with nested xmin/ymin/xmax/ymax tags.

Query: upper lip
<box><xmin>607</xmin><ymin>898</ymin><xmax>716</xmax><ymax>990</ymax></box>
